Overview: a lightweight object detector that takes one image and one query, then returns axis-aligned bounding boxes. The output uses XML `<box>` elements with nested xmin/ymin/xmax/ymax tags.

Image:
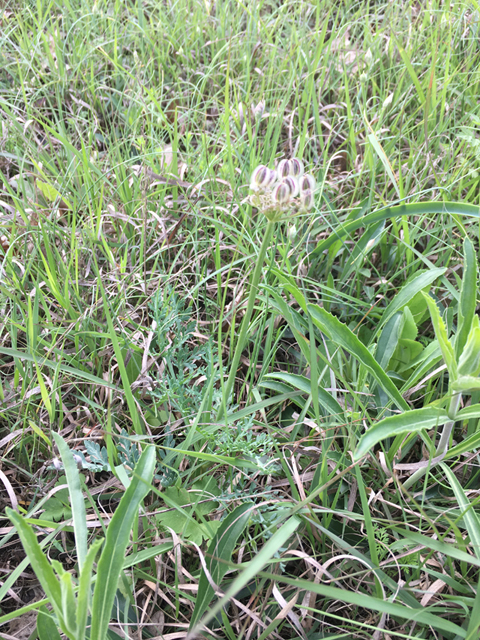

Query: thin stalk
<box><xmin>217</xmin><ymin>220</ymin><xmax>276</xmax><ymax>420</ymax></box>
<box><xmin>403</xmin><ymin>391</ymin><xmax>462</xmax><ymax>490</ymax></box>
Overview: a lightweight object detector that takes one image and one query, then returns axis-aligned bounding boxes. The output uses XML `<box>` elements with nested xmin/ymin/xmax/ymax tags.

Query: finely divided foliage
<box><xmin>2</xmin><ymin>1</ymin><xmax>480</xmax><ymax>638</ymax></box>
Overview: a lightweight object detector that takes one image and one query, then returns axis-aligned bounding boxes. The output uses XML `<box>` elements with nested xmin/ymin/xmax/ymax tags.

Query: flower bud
<box><xmin>300</xmin><ymin>173</ymin><xmax>315</xmax><ymax>194</ymax></box>
<box><xmin>300</xmin><ymin>189</ymin><xmax>314</xmax><ymax>210</ymax></box>
<box><xmin>252</xmin><ymin>100</ymin><xmax>265</xmax><ymax>120</ymax></box>
<box><xmin>277</xmin><ymin>159</ymin><xmax>291</xmax><ymax>179</ymax></box>
<box><xmin>289</xmin><ymin>158</ymin><xmax>304</xmax><ymax>177</ymax></box>
<box><xmin>237</xmin><ymin>102</ymin><xmax>245</xmax><ymax>129</ymax></box>
<box><xmin>287</xmin><ymin>224</ymin><xmax>297</xmax><ymax>240</ymax></box>
<box><xmin>264</xmin><ymin>168</ymin><xmax>277</xmax><ymax>188</ymax></box>
<box><xmin>250</xmin><ymin>165</ymin><xmax>276</xmax><ymax>191</ymax></box>
<box><xmin>272</xmin><ymin>181</ymin><xmax>291</xmax><ymax>204</ymax></box>
<box><xmin>283</xmin><ymin>175</ymin><xmax>299</xmax><ymax>197</ymax></box>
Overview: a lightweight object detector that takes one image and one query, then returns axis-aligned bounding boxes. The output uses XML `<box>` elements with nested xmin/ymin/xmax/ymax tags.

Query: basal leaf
<box><xmin>354</xmin><ymin>407</ymin><xmax>450</xmax><ymax>460</ymax></box>
<box><xmin>53</xmin><ymin>433</ymin><xmax>87</xmax><ymax>571</ymax></box>
<box><xmin>90</xmin><ymin>446</ymin><xmax>155</xmax><ymax>640</ymax></box>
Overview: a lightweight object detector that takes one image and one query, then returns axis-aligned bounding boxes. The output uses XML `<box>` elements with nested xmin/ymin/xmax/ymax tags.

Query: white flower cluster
<box><xmin>249</xmin><ymin>157</ymin><xmax>315</xmax><ymax>221</ymax></box>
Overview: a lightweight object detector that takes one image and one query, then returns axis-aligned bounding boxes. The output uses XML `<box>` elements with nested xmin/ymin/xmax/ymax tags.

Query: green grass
<box><xmin>2</xmin><ymin>0</ymin><xmax>480</xmax><ymax>637</ymax></box>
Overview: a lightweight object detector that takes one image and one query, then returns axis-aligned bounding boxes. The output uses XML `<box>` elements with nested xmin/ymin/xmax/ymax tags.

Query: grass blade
<box><xmin>313</xmin><ymin>202</ymin><xmax>480</xmax><ymax>255</ymax></box>
<box><xmin>441</xmin><ymin>463</ymin><xmax>480</xmax><ymax>561</ymax></box>
<box><xmin>190</xmin><ymin>516</ymin><xmax>301</xmax><ymax>637</ymax></box>
<box><xmin>189</xmin><ymin>502</ymin><xmax>253</xmax><ymax>629</ymax></box>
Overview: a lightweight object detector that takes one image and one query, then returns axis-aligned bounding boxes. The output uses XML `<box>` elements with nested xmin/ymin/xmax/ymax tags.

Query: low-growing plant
<box><xmin>7</xmin><ymin>434</ymin><xmax>155</xmax><ymax>640</ymax></box>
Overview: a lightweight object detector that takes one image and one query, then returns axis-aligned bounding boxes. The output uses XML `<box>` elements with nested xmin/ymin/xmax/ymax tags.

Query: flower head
<box><xmin>249</xmin><ymin>157</ymin><xmax>315</xmax><ymax>220</ymax></box>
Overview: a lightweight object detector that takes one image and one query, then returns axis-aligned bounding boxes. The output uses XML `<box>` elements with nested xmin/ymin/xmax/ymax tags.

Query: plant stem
<box><xmin>217</xmin><ymin>220</ymin><xmax>276</xmax><ymax>420</ymax></box>
<box><xmin>403</xmin><ymin>391</ymin><xmax>462</xmax><ymax>491</ymax></box>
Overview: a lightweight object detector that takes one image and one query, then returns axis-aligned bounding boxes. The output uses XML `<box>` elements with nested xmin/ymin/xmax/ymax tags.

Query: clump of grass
<box><xmin>2</xmin><ymin>1</ymin><xmax>480</xmax><ymax>638</ymax></box>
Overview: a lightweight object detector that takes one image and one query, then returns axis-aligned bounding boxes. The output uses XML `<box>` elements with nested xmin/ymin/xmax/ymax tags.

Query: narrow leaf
<box><xmin>422</xmin><ymin>293</ymin><xmax>457</xmax><ymax>378</ymax></box>
<box><xmin>262</xmin><ymin>571</ymin><xmax>464</xmax><ymax>637</ymax></box>
<box><xmin>313</xmin><ymin>201</ymin><xmax>480</xmax><ymax>255</ymax></box>
<box><xmin>355</xmin><ymin>407</ymin><xmax>450</xmax><ymax>460</ymax></box>
<box><xmin>190</xmin><ymin>503</ymin><xmax>253</xmax><ymax>629</ymax></box>
<box><xmin>265</xmin><ymin>372</ymin><xmax>343</xmax><ymax>416</ymax></box>
<box><xmin>6</xmin><ymin>509</ymin><xmax>63</xmax><ymax>615</ymax></box>
<box><xmin>193</xmin><ymin>517</ymin><xmax>301</xmax><ymax>636</ymax></box>
<box><xmin>77</xmin><ymin>538</ymin><xmax>104</xmax><ymax>640</ymax></box>
<box><xmin>90</xmin><ymin>446</ymin><xmax>155</xmax><ymax>640</ymax></box>
<box><xmin>456</xmin><ymin>237</ymin><xmax>477</xmax><ymax>359</ymax></box>
<box><xmin>441</xmin><ymin>463</ymin><xmax>480</xmax><ymax>562</ymax></box>
<box><xmin>307</xmin><ymin>304</ymin><xmax>409</xmax><ymax>411</ymax></box>
<box><xmin>53</xmin><ymin>433</ymin><xmax>87</xmax><ymax>572</ymax></box>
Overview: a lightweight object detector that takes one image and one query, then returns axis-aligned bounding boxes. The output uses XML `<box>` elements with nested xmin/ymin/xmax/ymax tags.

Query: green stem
<box><xmin>217</xmin><ymin>220</ymin><xmax>276</xmax><ymax>420</ymax></box>
<box><xmin>403</xmin><ymin>391</ymin><xmax>461</xmax><ymax>491</ymax></box>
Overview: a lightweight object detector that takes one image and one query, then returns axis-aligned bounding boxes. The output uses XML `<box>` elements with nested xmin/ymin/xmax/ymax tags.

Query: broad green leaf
<box><xmin>452</xmin><ymin>376</ymin><xmax>480</xmax><ymax>393</ymax></box>
<box><xmin>60</xmin><ymin>572</ymin><xmax>77</xmax><ymax>636</ymax></box>
<box><xmin>393</xmin><ymin>338</ymin><xmax>424</xmax><ymax>372</ymax></box>
<box><xmin>373</xmin><ymin>268</ymin><xmax>445</xmax><ymax>340</ymax></box>
<box><xmin>354</xmin><ymin>407</ymin><xmax>450</xmax><ymax>460</ymax></box>
<box><xmin>456</xmin><ymin>403</ymin><xmax>480</xmax><ymax>420</ymax></box>
<box><xmin>156</xmin><ymin>487</ymin><xmax>217</xmax><ymax>545</ymax></box>
<box><xmin>36</xmin><ymin>180</ymin><xmax>71</xmax><ymax>208</ymax></box>
<box><xmin>307</xmin><ymin>304</ymin><xmax>409</xmax><ymax>411</ymax></box>
<box><xmin>456</xmin><ymin>237</ymin><xmax>478</xmax><ymax>359</ymax></box>
<box><xmin>6</xmin><ymin>509</ymin><xmax>67</xmax><ymax>634</ymax></box>
<box><xmin>90</xmin><ymin>446</ymin><xmax>155</xmax><ymax>640</ymax></box>
<box><xmin>37</xmin><ymin>606</ymin><xmax>63</xmax><ymax>640</ymax></box>
<box><xmin>77</xmin><ymin>538</ymin><xmax>103</xmax><ymax>640</ymax></box>
<box><xmin>189</xmin><ymin>502</ymin><xmax>253</xmax><ymax>629</ymax></box>
<box><xmin>458</xmin><ymin>317</ymin><xmax>480</xmax><ymax>377</ymax></box>
<box><xmin>375</xmin><ymin>311</ymin><xmax>405</xmax><ymax>371</ymax></box>
<box><xmin>53</xmin><ymin>433</ymin><xmax>87</xmax><ymax>572</ymax></box>
<box><xmin>313</xmin><ymin>202</ymin><xmax>480</xmax><ymax>255</ymax></box>
<box><xmin>441</xmin><ymin>463</ymin><xmax>480</xmax><ymax>562</ymax></box>
<box><xmin>422</xmin><ymin>292</ymin><xmax>457</xmax><ymax>378</ymax></box>
<box><xmin>264</xmin><ymin>372</ymin><xmax>343</xmax><ymax>417</ymax></box>
<box><xmin>448</xmin><ymin>429</ymin><xmax>480</xmax><ymax>459</ymax></box>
